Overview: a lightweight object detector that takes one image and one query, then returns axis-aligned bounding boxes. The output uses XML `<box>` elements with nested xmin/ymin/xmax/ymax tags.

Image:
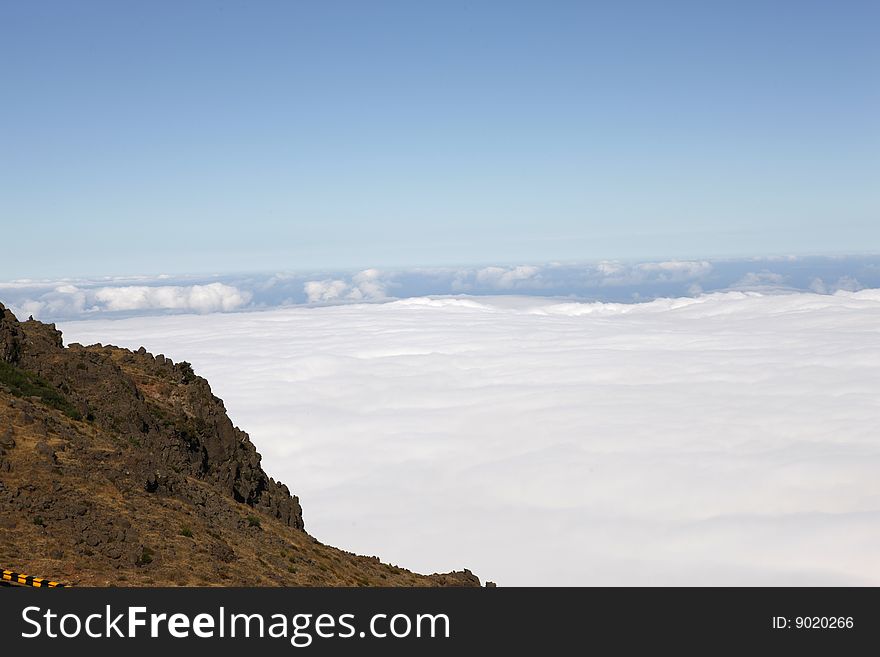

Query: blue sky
<box><xmin>1</xmin><ymin>1</ymin><xmax>878</xmax><ymax>279</ymax></box>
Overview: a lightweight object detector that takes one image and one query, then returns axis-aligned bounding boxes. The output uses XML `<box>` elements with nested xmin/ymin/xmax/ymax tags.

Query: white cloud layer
<box><xmin>58</xmin><ymin>289</ymin><xmax>880</xmax><ymax>585</ymax></box>
<box><xmin>10</xmin><ymin>283</ymin><xmax>251</xmax><ymax>318</ymax></box>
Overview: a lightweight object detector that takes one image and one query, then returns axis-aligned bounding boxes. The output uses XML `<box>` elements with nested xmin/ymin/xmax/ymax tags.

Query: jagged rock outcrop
<box><xmin>0</xmin><ymin>303</ymin><xmax>24</xmax><ymax>364</ymax></box>
<box><xmin>0</xmin><ymin>302</ymin><xmax>302</xmax><ymax>530</ymax></box>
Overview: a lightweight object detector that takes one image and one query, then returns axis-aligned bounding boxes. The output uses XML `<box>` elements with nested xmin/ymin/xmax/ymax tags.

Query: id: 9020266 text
<box><xmin>772</xmin><ymin>616</ymin><xmax>853</xmax><ymax>629</ymax></box>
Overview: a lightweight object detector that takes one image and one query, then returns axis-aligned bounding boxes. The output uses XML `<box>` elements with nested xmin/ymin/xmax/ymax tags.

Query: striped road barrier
<box><xmin>1</xmin><ymin>568</ymin><xmax>67</xmax><ymax>588</ymax></box>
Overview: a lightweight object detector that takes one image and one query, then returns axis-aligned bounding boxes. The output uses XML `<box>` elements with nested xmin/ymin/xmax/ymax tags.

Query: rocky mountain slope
<box><xmin>0</xmin><ymin>302</ymin><xmax>479</xmax><ymax>586</ymax></box>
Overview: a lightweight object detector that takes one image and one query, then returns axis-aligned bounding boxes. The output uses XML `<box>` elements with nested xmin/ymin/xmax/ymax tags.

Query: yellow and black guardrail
<box><xmin>2</xmin><ymin>568</ymin><xmax>67</xmax><ymax>588</ymax></box>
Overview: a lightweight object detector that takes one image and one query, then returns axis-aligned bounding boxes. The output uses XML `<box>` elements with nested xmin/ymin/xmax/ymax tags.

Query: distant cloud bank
<box><xmin>7</xmin><ymin>282</ymin><xmax>250</xmax><ymax>319</ymax></box>
<box><xmin>58</xmin><ymin>289</ymin><xmax>880</xmax><ymax>585</ymax></box>
<box><xmin>303</xmin><ymin>268</ymin><xmax>389</xmax><ymax>303</ymax></box>
<box><xmin>3</xmin><ymin>255</ymin><xmax>880</xmax><ymax>321</ymax></box>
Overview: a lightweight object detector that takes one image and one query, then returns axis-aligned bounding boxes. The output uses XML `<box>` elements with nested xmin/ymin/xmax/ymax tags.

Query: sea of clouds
<box><xmin>57</xmin><ymin>288</ymin><xmax>880</xmax><ymax>585</ymax></box>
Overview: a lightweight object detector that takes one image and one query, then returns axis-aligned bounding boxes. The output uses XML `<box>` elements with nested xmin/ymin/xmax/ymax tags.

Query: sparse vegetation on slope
<box><xmin>0</xmin><ymin>360</ymin><xmax>81</xmax><ymax>420</ymax></box>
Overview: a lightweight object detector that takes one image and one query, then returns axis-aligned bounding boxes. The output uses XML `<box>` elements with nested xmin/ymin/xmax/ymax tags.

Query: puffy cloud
<box><xmin>447</xmin><ymin>260</ymin><xmax>713</xmax><ymax>293</ymax></box>
<box><xmin>452</xmin><ymin>264</ymin><xmax>547</xmax><ymax>291</ymax></box>
<box><xmin>60</xmin><ymin>290</ymin><xmax>880</xmax><ymax>585</ymax></box>
<box><xmin>350</xmin><ymin>268</ymin><xmax>388</xmax><ymax>299</ymax></box>
<box><xmin>593</xmin><ymin>260</ymin><xmax>713</xmax><ymax>286</ymax></box>
<box><xmin>595</xmin><ymin>260</ymin><xmax>625</xmax><ymax>275</ymax></box>
<box><xmin>835</xmin><ymin>275</ymin><xmax>862</xmax><ymax>292</ymax></box>
<box><xmin>810</xmin><ymin>276</ymin><xmax>862</xmax><ymax>294</ymax></box>
<box><xmin>7</xmin><ymin>283</ymin><xmax>250</xmax><ymax>318</ymax></box>
<box><xmin>303</xmin><ymin>269</ymin><xmax>390</xmax><ymax>303</ymax></box>
<box><xmin>809</xmin><ymin>278</ymin><xmax>827</xmax><ymax>294</ymax></box>
<box><xmin>303</xmin><ymin>279</ymin><xmax>351</xmax><ymax>303</ymax></box>
<box><xmin>8</xmin><ymin>285</ymin><xmax>91</xmax><ymax>319</ymax></box>
<box><xmin>635</xmin><ymin>260</ymin><xmax>712</xmax><ymax>276</ymax></box>
<box><xmin>93</xmin><ymin>283</ymin><xmax>250</xmax><ymax>313</ymax></box>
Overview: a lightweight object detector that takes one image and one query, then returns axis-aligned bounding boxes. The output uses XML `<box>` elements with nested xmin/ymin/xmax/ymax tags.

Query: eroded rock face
<box><xmin>1</xmin><ymin>303</ymin><xmax>24</xmax><ymax>364</ymax></box>
<box><xmin>0</xmin><ymin>302</ymin><xmax>303</xmax><ymax>530</ymax></box>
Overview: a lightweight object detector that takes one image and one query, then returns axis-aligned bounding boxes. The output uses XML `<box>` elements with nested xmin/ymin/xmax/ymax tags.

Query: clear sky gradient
<box><xmin>2</xmin><ymin>1</ymin><xmax>878</xmax><ymax>279</ymax></box>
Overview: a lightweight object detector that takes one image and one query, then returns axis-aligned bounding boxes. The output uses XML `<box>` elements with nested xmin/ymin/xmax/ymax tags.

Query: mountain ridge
<box><xmin>0</xmin><ymin>301</ymin><xmax>479</xmax><ymax>587</ymax></box>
